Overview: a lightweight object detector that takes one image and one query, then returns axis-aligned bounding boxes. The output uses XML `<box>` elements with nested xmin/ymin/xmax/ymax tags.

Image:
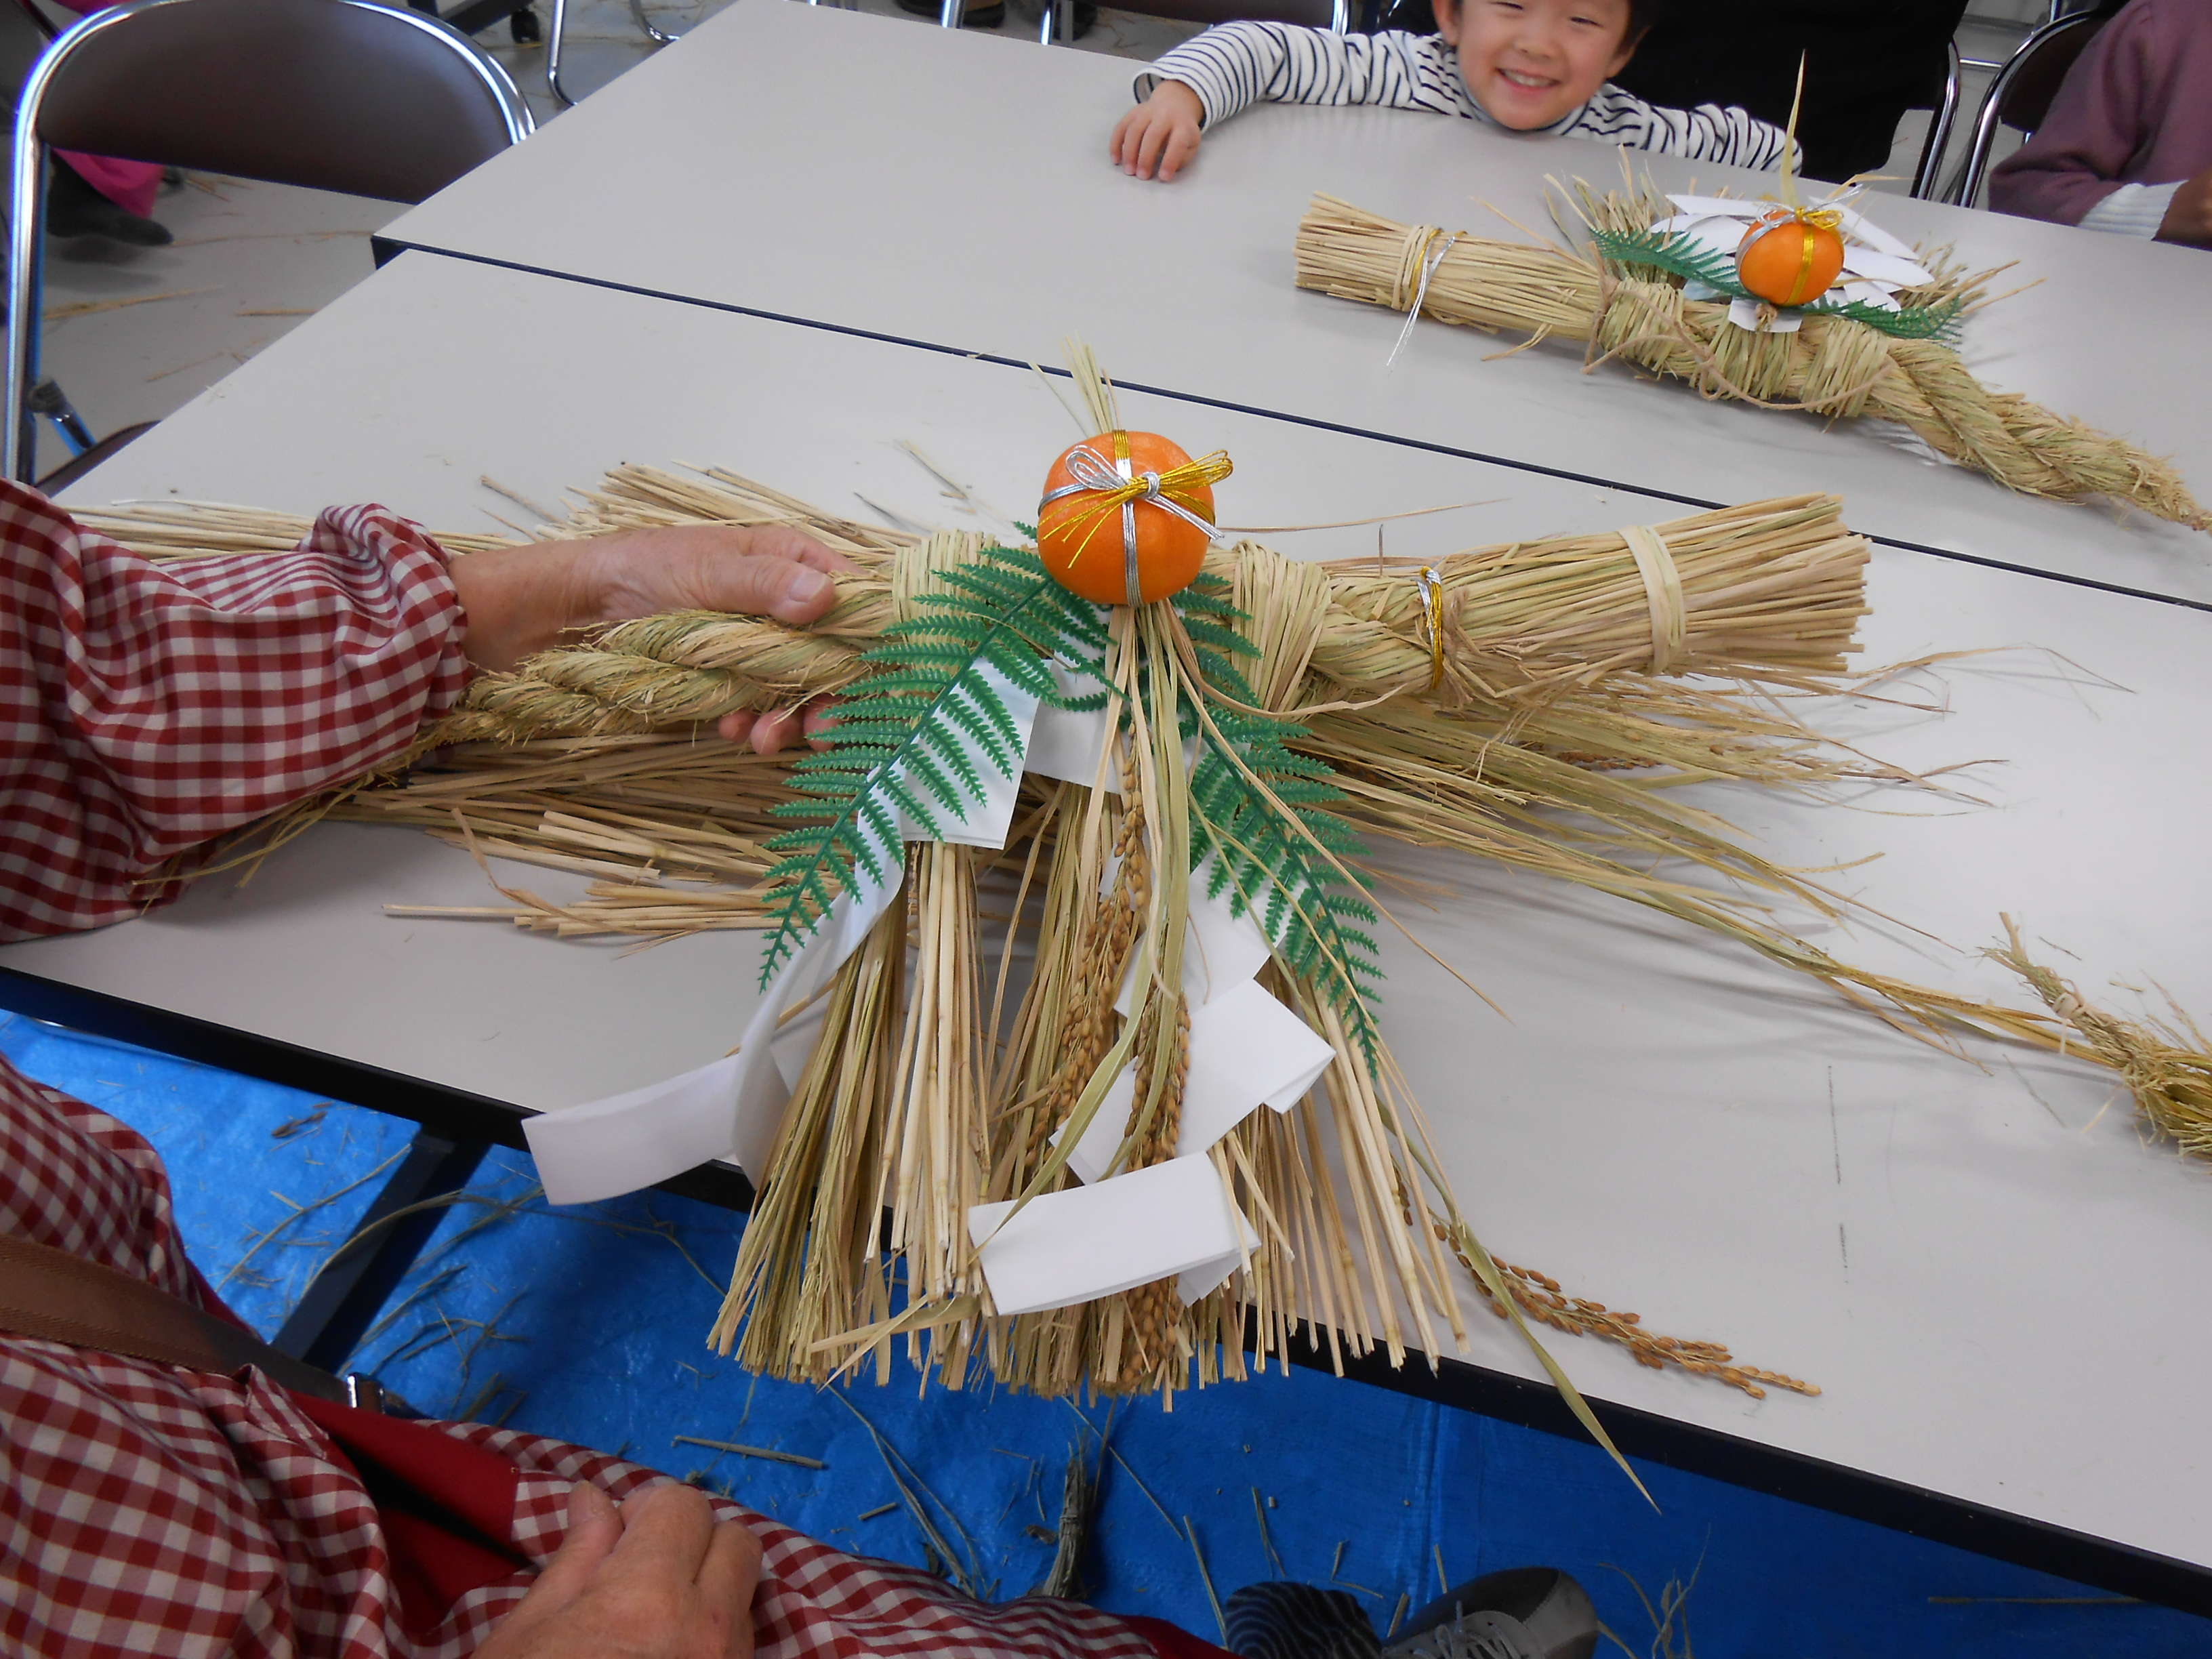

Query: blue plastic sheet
<box><xmin>3</xmin><ymin>1013</ymin><xmax>2201</xmax><ymax>1655</ymax></box>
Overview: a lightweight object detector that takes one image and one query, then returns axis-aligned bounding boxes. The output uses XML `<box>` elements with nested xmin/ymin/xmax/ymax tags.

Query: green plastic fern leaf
<box><xmin>1170</xmin><ymin>588</ymin><xmax>1385</xmax><ymax>1069</ymax></box>
<box><xmin>1591</xmin><ymin>226</ymin><xmax>1964</xmax><ymax>344</ymax></box>
<box><xmin>756</xmin><ymin>544</ymin><xmax>1107</xmax><ymax>989</ymax></box>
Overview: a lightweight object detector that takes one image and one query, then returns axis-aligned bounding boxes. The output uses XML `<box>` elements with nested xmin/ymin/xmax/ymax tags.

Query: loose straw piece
<box><xmin>1621</xmin><ymin>525</ymin><xmax>1685</xmax><ymax>674</ymax></box>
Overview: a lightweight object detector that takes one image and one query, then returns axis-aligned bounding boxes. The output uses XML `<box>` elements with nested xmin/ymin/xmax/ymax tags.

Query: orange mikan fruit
<box><xmin>1038</xmin><ymin>430</ymin><xmax>1214</xmax><ymax>607</ymax></box>
<box><xmin>1735</xmin><ymin>211</ymin><xmax>1846</xmax><ymax>310</ymax></box>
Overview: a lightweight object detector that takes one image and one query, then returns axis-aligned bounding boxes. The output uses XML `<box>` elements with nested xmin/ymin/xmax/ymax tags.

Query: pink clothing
<box><xmin>41</xmin><ymin>0</ymin><xmax>163</xmax><ymax>216</ymax></box>
<box><xmin>56</xmin><ymin>151</ymin><xmax>162</xmax><ymax>218</ymax></box>
<box><xmin>1988</xmin><ymin>0</ymin><xmax>2212</xmax><ymax>227</ymax></box>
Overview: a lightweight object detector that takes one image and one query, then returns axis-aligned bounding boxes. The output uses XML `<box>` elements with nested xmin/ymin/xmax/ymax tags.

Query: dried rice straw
<box><xmin>1292</xmin><ymin>191</ymin><xmax>2208</xmax><ymax>533</ymax></box>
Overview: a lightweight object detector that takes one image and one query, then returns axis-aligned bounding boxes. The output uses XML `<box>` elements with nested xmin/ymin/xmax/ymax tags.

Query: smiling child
<box><xmin>1112</xmin><ymin>0</ymin><xmax>1785</xmax><ymax>182</ymax></box>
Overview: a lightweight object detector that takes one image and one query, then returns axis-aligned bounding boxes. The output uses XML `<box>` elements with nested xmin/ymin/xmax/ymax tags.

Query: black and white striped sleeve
<box><xmin>1137</xmin><ymin>25</ymin><xmax>1456</xmax><ymax>129</ymax></box>
<box><xmin>1570</xmin><ymin>87</ymin><xmax>1788</xmax><ymax>169</ymax></box>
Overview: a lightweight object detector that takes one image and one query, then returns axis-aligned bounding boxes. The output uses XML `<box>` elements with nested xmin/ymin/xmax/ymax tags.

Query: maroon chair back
<box><xmin>30</xmin><ymin>0</ymin><xmax>527</xmax><ymax>204</ymax></box>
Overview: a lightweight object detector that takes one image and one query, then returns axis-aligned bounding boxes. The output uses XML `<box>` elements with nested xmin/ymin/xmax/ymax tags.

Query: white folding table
<box><xmin>7</xmin><ymin>252</ymin><xmax>2211</xmax><ymax>1610</ymax></box>
<box><xmin>371</xmin><ymin>0</ymin><xmax>2212</xmax><ymax>607</ymax></box>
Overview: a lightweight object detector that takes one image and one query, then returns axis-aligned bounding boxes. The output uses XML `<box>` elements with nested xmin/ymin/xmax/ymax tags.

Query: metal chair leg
<box><xmin>630</xmin><ymin>0</ymin><xmax>680</xmax><ymax>45</ymax></box>
<box><xmin>26</xmin><ymin>378</ymin><xmax>94</xmax><ymax>454</ymax></box>
<box><xmin>545</xmin><ymin>0</ymin><xmax>575</xmax><ymax>106</ymax></box>
<box><xmin>5</xmin><ymin>146</ymin><xmax>50</xmax><ymax>480</ymax></box>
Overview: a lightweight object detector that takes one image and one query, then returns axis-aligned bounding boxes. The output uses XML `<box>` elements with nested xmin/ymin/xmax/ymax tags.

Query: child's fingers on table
<box><xmin>1155</xmin><ymin>123</ymin><xmax>1200</xmax><ymax>181</ymax></box>
<box><xmin>1134</xmin><ymin>112</ymin><xmax>1185</xmax><ymax>180</ymax></box>
<box><xmin>1110</xmin><ymin>104</ymin><xmax>1143</xmax><ymax>167</ymax></box>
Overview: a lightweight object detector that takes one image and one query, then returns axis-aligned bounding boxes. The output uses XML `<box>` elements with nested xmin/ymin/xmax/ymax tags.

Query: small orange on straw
<box><xmin>1037</xmin><ymin>430</ymin><xmax>1225</xmax><ymax>607</ymax></box>
<box><xmin>1736</xmin><ymin>207</ymin><xmax>1846</xmax><ymax>310</ymax></box>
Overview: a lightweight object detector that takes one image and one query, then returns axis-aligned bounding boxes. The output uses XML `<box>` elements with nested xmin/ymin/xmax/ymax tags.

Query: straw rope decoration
<box><xmin>81</xmin><ymin>371</ymin><xmax>2212</xmax><ymax>1446</ymax></box>
<box><xmin>1293</xmin><ymin>190</ymin><xmax>2209</xmax><ymax>534</ymax></box>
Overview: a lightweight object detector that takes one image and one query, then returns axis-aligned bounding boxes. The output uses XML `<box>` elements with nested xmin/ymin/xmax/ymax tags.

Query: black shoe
<box><xmin>47</xmin><ymin>163</ymin><xmax>172</xmax><ymax>247</ymax></box>
<box><xmin>897</xmin><ymin>0</ymin><xmax>1006</xmax><ymax>26</ymax></box>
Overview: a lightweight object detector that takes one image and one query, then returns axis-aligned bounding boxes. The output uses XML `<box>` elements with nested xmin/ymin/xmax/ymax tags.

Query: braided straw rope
<box><xmin>1294</xmin><ymin>193</ymin><xmax>2209</xmax><ymax>534</ymax></box>
<box><xmin>352</xmin><ymin>487</ymin><xmax>1870</xmax><ymax>744</ymax></box>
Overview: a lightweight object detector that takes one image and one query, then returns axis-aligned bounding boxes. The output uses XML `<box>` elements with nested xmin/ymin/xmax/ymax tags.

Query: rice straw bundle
<box><xmin>87</xmin><ymin>447</ymin><xmax>2212</xmax><ymax>1423</ymax></box>
<box><xmin>1293</xmin><ymin>192</ymin><xmax>2209</xmax><ymax>534</ymax></box>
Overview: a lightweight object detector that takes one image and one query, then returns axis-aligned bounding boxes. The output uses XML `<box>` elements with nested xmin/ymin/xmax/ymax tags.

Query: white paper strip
<box><xmin>970</xmin><ymin>1153</ymin><xmax>1254</xmax><ymax>1315</ymax></box>
<box><xmin>527</xmin><ymin>860</ymin><xmax>905</xmax><ymax>1204</ymax></box>
<box><xmin>1061</xmin><ymin>980</ymin><xmax>1336</xmax><ymax>1184</ymax></box>
<box><xmin>1179</xmin><ymin>1196</ymin><xmax>1263</xmax><ymax>1305</ymax></box>
<box><xmin>1115</xmin><ymin>859</ymin><xmax>1277</xmax><ymax>1017</ymax></box>
<box><xmin>525</xmin><ymin>661</ymin><xmax>1047</xmax><ymax>1206</ymax></box>
<box><xmin>1023</xmin><ymin>659</ymin><xmax>1114</xmax><ymax>787</ymax></box>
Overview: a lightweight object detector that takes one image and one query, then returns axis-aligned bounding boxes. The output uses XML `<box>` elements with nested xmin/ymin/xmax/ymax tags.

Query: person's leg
<box><xmin>47</xmin><ymin>154</ymin><xmax>172</xmax><ymax>246</ymax></box>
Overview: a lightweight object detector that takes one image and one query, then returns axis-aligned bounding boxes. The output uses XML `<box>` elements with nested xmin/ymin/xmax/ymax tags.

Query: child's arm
<box><xmin>1580</xmin><ymin>86</ymin><xmax>1789</xmax><ymax>171</ymax></box>
<box><xmin>1113</xmin><ymin>24</ymin><xmax>1438</xmax><ymax>182</ymax></box>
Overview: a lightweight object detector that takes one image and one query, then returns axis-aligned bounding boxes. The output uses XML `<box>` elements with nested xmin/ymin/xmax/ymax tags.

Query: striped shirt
<box><xmin>1140</xmin><ymin>24</ymin><xmax>1787</xmax><ymax>169</ymax></box>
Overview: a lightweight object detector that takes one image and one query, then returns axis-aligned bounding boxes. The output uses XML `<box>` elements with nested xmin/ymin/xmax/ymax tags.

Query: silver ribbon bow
<box><xmin>1040</xmin><ymin>441</ymin><xmax>1221</xmax><ymax>607</ymax></box>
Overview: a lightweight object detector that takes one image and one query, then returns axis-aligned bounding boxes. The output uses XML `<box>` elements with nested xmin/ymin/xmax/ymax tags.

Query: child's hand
<box><xmin>1111</xmin><ymin>82</ymin><xmax>1204</xmax><ymax>182</ymax></box>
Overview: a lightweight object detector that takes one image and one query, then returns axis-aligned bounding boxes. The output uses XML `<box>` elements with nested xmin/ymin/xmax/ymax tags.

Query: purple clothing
<box><xmin>1987</xmin><ymin>0</ymin><xmax>2212</xmax><ymax>228</ymax></box>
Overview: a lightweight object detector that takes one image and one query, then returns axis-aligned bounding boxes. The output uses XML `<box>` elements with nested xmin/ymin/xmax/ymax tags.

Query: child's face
<box><xmin>1435</xmin><ymin>0</ymin><xmax>1638</xmax><ymax>130</ymax></box>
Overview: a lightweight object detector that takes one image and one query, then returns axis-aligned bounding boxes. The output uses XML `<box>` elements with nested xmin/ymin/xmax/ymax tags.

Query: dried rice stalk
<box><xmin>89</xmin><ymin>461</ymin><xmax>2210</xmax><ymax>1410</ymax></box>
<box><xmin>1994</xmin><ymin>918</ymin><xmax>2212</xmax><ymax>1162</ymax></box>
<box><xmin>1294</xmin><ymin>192</ymin><xmax>2208</xmax><ymax>534</ymax></box>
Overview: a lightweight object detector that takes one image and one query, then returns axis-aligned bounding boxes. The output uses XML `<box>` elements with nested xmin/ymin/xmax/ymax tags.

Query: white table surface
<box><xmin>375</xmin><ymin>0</ymin><xmax>2212</xmax><ymax>606</ymax></box>
<box><xmin>13</xmin><ymin>251</ymin><xmax>2212</xmax><ymax>1576</ymax></box>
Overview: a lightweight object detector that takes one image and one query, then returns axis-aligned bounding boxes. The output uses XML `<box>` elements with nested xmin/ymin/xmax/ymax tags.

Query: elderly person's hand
<box><xmin>474</xmin><ymin>1482</ymin><xmax>762</xmax><ymax>1659</ymax></box>
<box><xmin>448</xmin><ymin>525</ymin><xmax>851</xmax><ymax>753</ymax></box>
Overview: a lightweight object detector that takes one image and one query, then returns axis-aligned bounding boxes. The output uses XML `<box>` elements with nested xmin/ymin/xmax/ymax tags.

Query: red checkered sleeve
<box><xmin>0</xmin><ymin>1060</ymin><xmax>1179</xmax><ymax>1657</ymax></box>
<box><xmin>0</xmin><ymin>482</ymin><xmax>471</xmax><ymax>941</ymax></box>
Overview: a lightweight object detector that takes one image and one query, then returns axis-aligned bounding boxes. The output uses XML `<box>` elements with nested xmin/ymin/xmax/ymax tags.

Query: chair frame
<box><xmin>6</xmin><ymin>0</ymin><xmax>533</xmax><ymax>482</ymax></box>
<box><xmin>1908</xmin><ymin>39</ymin><xmax>1962</xmax><ymax>202</ymax></box>
<box><xmin>1948</xmin><ymin>8</ymin><xmax>2104</xmax><ymax>207</ymax></box>
<box><xmin>548</xmin><ymin>0</ymin><xmax>684</xmax><ymax>109</ymax></box>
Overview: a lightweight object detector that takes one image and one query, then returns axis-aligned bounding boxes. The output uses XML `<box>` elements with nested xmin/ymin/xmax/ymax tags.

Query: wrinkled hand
<box><xmin>2156</xmin><ymin>167</ymin><xmax>2212</xmax><ymax>247</ymax></box>
<box><xmin>1111</xmin><ymin>81</ymin><xmax>1204</xmax><ymax>182</ymax></box>
<box><xmin>474</xmin><ymin>1482</ymin><xmax>762</xmax><ymax>1659</ymax></box>
<box><xmin>448</xmin><ymin>524</ymin><xmax>853</xmax><ymax>752</ymax></box>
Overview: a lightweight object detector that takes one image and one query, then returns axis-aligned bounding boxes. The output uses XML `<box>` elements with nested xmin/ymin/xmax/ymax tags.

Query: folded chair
<box><xmin>7</xmin><ymin>0</ymin><xmax>533</xmax><ymax>482</ymax></box>
<box><xmin>1949</xmin><ymin>7</ymin><xmax>2108</xmax><ymax>207</ymax></box>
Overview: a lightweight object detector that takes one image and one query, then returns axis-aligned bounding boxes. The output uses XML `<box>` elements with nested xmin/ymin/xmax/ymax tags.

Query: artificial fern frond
<box><xmin>1170</xmin><ymin>587</ymin><xmax>1386</xmax><ymax>1067</ymax></box>
<box><xmin>755</xmin><ymin>544</ymin><xmax>1107</xmax><ymax>988</ymax></box>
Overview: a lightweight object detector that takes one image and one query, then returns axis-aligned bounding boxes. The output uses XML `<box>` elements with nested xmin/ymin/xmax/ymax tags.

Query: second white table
<box><xmin>375</xmin><ymin>0</ymin><xmax>2212</xmax><ymax>605</ymax></box>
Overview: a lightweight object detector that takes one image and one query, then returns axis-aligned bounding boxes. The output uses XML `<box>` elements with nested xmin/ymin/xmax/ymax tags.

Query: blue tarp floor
<box><xmin>5</xmin><ymin>1013</ymin><xmax>2201</xmax><ymax>1658</ymax></box>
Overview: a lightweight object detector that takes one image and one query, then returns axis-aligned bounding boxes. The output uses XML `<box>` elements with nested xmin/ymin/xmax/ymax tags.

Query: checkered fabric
<box><xmin>0</xmin><ymin>480</ymin><xmax>471</xmax><ymax>941</ymax></box>
<box><xmin>0</xmin><ymin>491</ymin><xmax>1183</xmax><ymax>1658</ymax></box>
